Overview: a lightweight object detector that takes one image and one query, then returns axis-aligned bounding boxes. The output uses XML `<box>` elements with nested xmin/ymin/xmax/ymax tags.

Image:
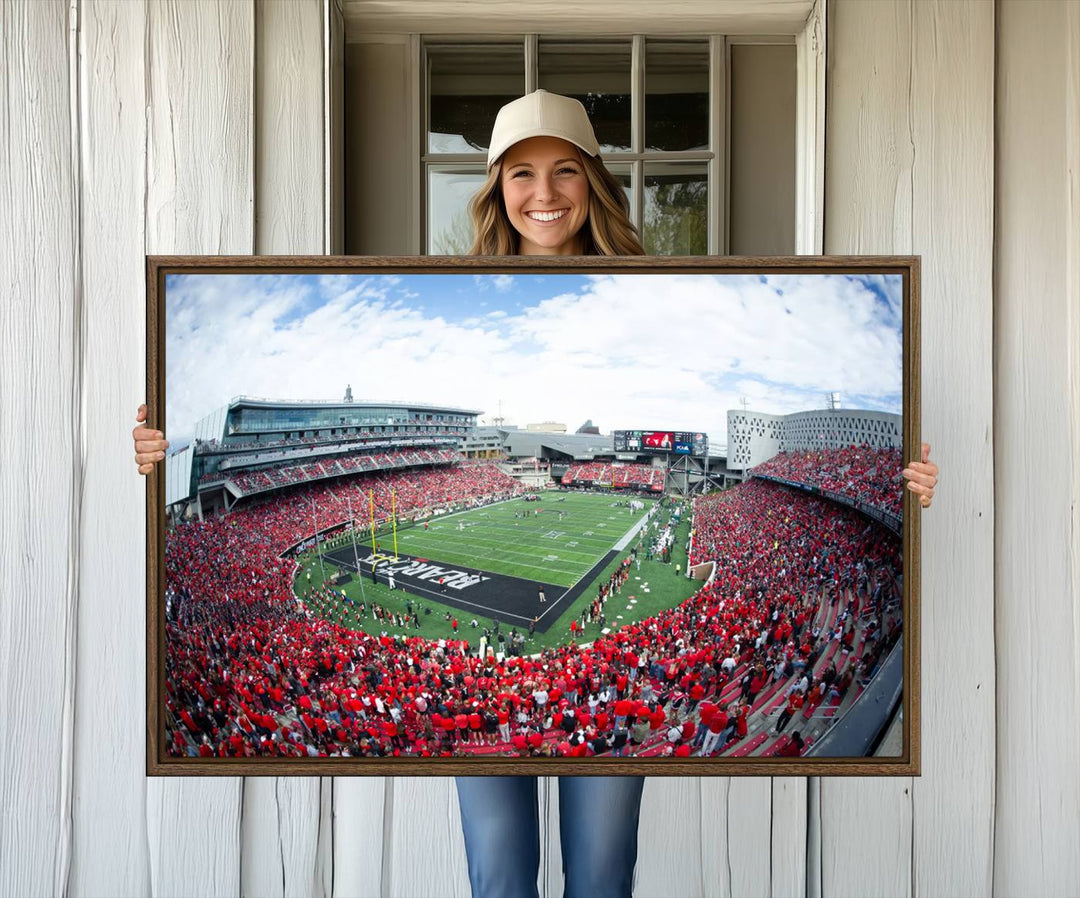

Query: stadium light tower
<box><xmin>827</xmin><ymin>391</ymin><xmax>841</xmax><ymax>410</ymax></box>
<box><xmin>308</xmin><ymin>495</ymin><xmax>327</xmax><ymax>585</ymax></box>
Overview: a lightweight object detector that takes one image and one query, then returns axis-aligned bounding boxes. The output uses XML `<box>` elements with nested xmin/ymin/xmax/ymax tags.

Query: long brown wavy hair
<box><xmin>468</xmin><ymin>149</ymin><xmax>645</xmax><ymax>256</ymax></box>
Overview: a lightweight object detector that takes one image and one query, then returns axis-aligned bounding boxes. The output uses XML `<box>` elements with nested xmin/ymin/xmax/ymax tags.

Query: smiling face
<box><xmin>499</xmin><ymin>136</ymin><xmax>591</xmax><ymax>255</ymax></box>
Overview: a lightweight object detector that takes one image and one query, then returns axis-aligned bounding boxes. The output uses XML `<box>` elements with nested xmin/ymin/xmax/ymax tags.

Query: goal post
<box><xmin>366</xmin><ymin>488</ymin><xmax>400</xmax><ymax>566</ymax></box>
<box><xmin>391</xmin><ymin>489</ymin><xmax>399</xmax><ymax>561</ymax></box>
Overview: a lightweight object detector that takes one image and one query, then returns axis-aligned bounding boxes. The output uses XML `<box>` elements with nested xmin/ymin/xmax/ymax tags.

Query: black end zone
<box><xmin>322</xmin><ymin>546</ymin><xmax>618</xmax><ymax>633</ymax></box>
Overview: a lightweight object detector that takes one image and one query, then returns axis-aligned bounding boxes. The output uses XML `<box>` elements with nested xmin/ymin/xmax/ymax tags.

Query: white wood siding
<box><xmin>824</xmin><ymin>2</ymin><xmax>997</xmax><ymax>897</ymax></box>
<box><xmin>143</xmin><ymin>2</ymin><xmax>252</xmax><ymax>892</ymax></box>
<box><xmin>0</xmin><ymin>2</ymin><xmax>1076</xmax><ymax>897</ymax></box>
<box><xmin>72</xmin><ymin>0</ymin><xmax>151</xmax><ymax>893</ymax></box>
<box><xmin>245</xmin><ymin>4</ymin><xmax>330</xmax><ymax>897</ymax></box>
<box><xmin>994</xmin><ymin>1</ymin><xmax>1080</xmax><ymax>894</ymax></box>
<box><xmin>0</xmin><ymin>2</ymin><xmax>78</xmax><ymax>896</ymax></box>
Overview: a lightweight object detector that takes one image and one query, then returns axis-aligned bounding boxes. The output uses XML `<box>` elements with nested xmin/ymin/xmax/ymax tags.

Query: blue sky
<box><xmin>165</xmin><ymin>271</ymin><xmax>904</xmax><ymax>447</ymax></box>
<box><xmin>246</xmin><ymin>272</ymin><xmax>592</xmax><ymax>325</ymax></box>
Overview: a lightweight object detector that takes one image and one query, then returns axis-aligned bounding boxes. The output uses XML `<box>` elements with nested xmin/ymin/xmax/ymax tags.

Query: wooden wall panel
<box><xmin>321</xmin><ymin>12</ymin><xmax>390</xmax><ymax>898</ymax></box>
<box><xmin>146</xmin><ymin>778</ymin><xmax>241</xmax><ymax>897</ymax></box>
<box><xmin>255</xmin><ymin>0</ymin><xmax>325</xmax><ymax>257</ymax></box>
<box><xmin>144</xmin><ymin>0</ymin><xmax>255</xmax><ymax>261</ymax></box>
<box><xmin>144</xmin><ymin>2</ymin><xmax>254</xmax><ymax>894</ymax></box>
<box><xmin>636</xmin><ymin>777</ymin><xmax>708</xmax><ymax>897</ymax></box>
<box><xmin>795</xmin><ymin>0</ymin><xmax>825</xmax><ymax>256</ymax></box>
<box><xmin>384</xmin><ymin>778</ymin><xmax>471</xmax><ymax>898</ymax></box>
<box><xmin>908</xmin><ymin>3</ymin><xmax>996</xmax><ymax>895</ymax></box>
<box><xmin>0</xmin><ymin>2</ymin><xmax>78</xmax><ymax>896</ymax></box>
<box><xmin>539</xmin><ymin>777</ymin><xmax>561</xmax><ymax>898</ymax></box>
<box><xmin>699</xmin><ymin>779</ymin><xmax>777</xmax><ymax>898</ymax></box>
<box><xmin>994</xmin><ymin>2</ymin><xmax>1080</xmax><ymax>894</ymax></box>
<box><xmin>243</xmin><ymin>2</ymin><xmax>328</xmax><ymax>896</ymax></box>
<box><xmin>822</xmin><ymin>6</ymin><xmax>914</xmax><ymax>892</ymax></box>
<box><xmin>332</xmin><ymin>779</ymin><xmax>387</xmax><ymax>898</ymax></box>
<box><xmin>71</xmin><ymin>1</ymin><xmax>152</xmax><ymax>895</ymax></box>
<box><xmin>771</xmin><ymin>777</ymin><xmax>809</xmax><ymax>897</ymax></box>
<box><xmin>240</xmin><ymin>776</ymin><xmax>326</xmax><ymax>898</ymax></box>
<box><xmin>9</xmin><ymin>3</ymin><xmax>1077</xmax><ymax>897</ymax></box>
<box><xmin>824</xmin><ymin>3</ymin><xmax>996</xmax><ymax>898</ymax></box>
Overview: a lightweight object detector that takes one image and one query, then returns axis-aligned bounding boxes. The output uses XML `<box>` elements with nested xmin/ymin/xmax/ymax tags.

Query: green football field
<box><xmin>389</xmin><ymin>491</ymin><xmax>653</xmax><ymax>588</ymax></box>
<box><xmin>296</xmin><ymin>493</ymin><xmax>698</xmax><ymax>651</ymax></box>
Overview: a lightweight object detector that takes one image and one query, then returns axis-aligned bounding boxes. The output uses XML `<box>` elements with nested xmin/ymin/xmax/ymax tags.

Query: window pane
<box><xmin>538</xmin><ymin>41</ymin><xmax>632</xmax><ymax>153</ymax></box>
<box><xmin>428</xmin><ymin>44</ymin><xmax>524</xmax><ymax>154</ymax></box>
<box><xmin>604</xmin><ymin>163</ymin><xmax>634</xmax><ymax>222</ymax></box>
<box><xmin>643</xmin><ymin>163</ymin><xmax>707</xmax><ymax>255</ymax></box>
<box><xmin>729</xmin><ymin>44</ymin><xmax>796</xmax><ymax>254</ymax></box>
<box><xmin>428</xmin><ymin>167</ymin><xmax>487</xmax><ymax>254</ymax></box>
<box><xmin>645</xmin><ymin>40</ymin><xmax>709</xmax><ymax>152</ymax></box>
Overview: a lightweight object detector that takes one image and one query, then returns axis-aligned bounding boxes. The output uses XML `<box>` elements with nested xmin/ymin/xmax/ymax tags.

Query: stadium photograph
<box><xmin>153</xmin><ymin>264</ymin><xmax>914</xmax><ymax>771</ymax></box>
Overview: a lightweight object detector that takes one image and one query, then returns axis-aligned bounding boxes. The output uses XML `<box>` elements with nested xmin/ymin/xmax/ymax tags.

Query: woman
<box><xmin>132</xmin><ymin>90</ymin><xmax>939</xmax><ymax>898</ymax></box>
<box><xmin>466</xmin><ymin>91</ymin><xmax>642</xmax><ymax>257</ymax></box>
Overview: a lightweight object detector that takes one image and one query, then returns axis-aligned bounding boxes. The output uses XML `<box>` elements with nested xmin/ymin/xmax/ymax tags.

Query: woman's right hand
<box><xmin>133</xmin><ymin>403</ymin><xmax>169</xmax><ymax>474</ymax></box>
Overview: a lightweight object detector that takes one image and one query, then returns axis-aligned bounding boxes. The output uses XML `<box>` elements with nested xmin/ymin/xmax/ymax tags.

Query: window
<box><xmin>423</xmin><ymin>36</ymin><xmax>787</xmax><ymax>256</ymax></box>
<box><xmin>344</xmin><ymin>25</ymin><xmax>809</xmax><ymax>256</ymax></box>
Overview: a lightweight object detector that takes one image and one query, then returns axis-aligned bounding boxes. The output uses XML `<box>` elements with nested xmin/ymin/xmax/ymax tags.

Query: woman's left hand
<box><xmin>902</xmin><ymin>442</ymin><xmax>938</xmax><ymax>508</ymax></box>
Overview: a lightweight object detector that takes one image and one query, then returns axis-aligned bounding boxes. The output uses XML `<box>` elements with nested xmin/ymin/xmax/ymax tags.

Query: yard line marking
<box><xmin>372</xmin><ymin>492</ymin><xmax>658</xmax><ymax>602</ymax></box>
<box><xmin>555</xmin><ymin>505</ymin><xmax>655</xmax><ymax>603</ymax></box>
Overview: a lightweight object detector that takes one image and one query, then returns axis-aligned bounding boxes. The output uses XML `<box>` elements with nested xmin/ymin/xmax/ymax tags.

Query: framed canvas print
<box><xmin>146</xmin><ymin>255</ymin><xmax>920</xmax><ymax>776</ymax></box>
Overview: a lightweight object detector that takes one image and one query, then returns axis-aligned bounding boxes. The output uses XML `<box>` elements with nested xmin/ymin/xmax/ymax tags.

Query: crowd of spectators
<box><xmin>562</xmin><ymin>462</ymin><xmax>664</xmax><ymax>492</ymax></box>
<box><xmin>203</xmin><ymin>448</ymin><xmax>461</xmax><ymax>492</ymax></box>
<box><xmin>749</xmin><ymin>445</ymin><xmax>903</xmax><ymax>517</ymax></box>
<box><xmin>166</xmin><ymin>462</ymin><xmax>901</xmax><ymax>761</ymax></box>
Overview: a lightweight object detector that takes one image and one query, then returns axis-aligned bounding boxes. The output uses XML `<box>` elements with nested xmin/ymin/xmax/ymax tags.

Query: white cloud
<box><xmin>472</xmin><ymin>274</ymin><xmax>515</xmax><ymax>293</ymax></box>
<box><xmin>165</xmin><ymin>272</ymin><xmax>902</xmax><ymax>452</ymax></box>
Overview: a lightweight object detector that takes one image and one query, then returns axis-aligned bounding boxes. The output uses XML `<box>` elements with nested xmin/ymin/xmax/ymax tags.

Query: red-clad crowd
<box><xmin>562</xmin><ymin>462</ymin><xmax>664</xmax><ymax>492</ymax></box>
<box><xmin>749</xmin><ymin>445</ymin><xmax>904</xmax><ymax>516</ymax></box>
<box><xmin>166</xmin><ymin>458</ymin><xmax>901</xmax><ymax>760</ymax></box>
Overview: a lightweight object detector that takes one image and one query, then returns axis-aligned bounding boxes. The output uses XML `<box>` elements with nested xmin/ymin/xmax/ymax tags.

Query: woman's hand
<box><xmin>133</xmin><ymin>403</ymin><xmax>169</xmax><ymax>475</ymax></box>
<box><xmin>902</xmin><ymin>442</ymin><xmax>938</xmax><ymax>508</ymax></box>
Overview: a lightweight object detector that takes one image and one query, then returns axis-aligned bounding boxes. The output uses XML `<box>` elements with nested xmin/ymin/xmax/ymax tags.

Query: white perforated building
<box><xmin>727</xmin><ymin>407</ymin><xmax>902</xmax><ymax>471</ymax></box>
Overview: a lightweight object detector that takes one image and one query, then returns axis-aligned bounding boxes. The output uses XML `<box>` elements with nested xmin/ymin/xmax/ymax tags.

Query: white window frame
<box><xmin>400</xmin><ymin>0</ymin><xmax>825</xmax><ymax>256</ymax></box>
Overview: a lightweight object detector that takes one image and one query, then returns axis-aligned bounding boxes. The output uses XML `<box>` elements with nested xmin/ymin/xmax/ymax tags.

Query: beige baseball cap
<box><xmin>486</xmin><ymin>90</ymin><xmax>600</xmax><ymax>169</ymax></box>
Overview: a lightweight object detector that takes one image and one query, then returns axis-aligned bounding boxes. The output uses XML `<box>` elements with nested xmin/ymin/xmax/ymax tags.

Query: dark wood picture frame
<box><xmin>147</xmin><ymin>255</ymin><xmax>920</xmax><ymax>776</ymax></box>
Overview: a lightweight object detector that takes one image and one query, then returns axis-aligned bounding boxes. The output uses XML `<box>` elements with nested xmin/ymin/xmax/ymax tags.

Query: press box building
<box><xmin>165</xmin><ymin>395</ymin><xmax>480</xmax><ymax>520</ymax></box>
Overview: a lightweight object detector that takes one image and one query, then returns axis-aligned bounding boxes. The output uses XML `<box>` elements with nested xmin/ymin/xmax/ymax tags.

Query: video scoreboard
<box><xmin>614</xmin><ymin>430</ymin><xmax>708</xmax><ymax>456</ymax></box>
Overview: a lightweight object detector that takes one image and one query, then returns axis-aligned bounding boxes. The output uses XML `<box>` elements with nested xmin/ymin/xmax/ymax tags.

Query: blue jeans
<box><xmin>455</xmin><ymin>776</ymin><xmax>646</xmax><ymax>898</ymax></box>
